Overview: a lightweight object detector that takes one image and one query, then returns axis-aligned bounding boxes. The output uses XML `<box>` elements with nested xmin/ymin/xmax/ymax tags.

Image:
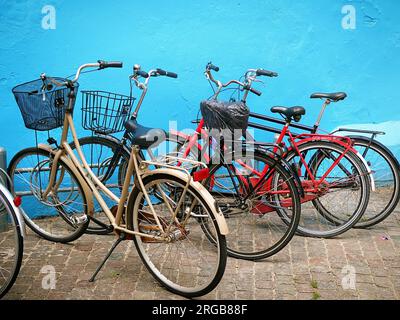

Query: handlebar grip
<box><xmin>256</xmin><ymin>69</ymin><xmax>278</xmax><ymax>77</ymax></box>
<box><xmin>249</xmin><ymin>87</ymin><xmax>262</xmax><ymax>96</ymax></box>
<box><xmin>137</xmin><ymin>70</ymin><xmax>149</xmax><ymax>78</ymax></box>
<box><xmin>98</xmin><ymin>60</ymin><xmax>123</xmax><ymax>69</ymax></box>
<box><xmin>157</xmin><ymin>69</ymin><xmax>178</xmax><ymax>79</ymax></box>
<box><xmin>207</xmin><ymin>63</ymin><xmax>220</xmax><ymax>72</ymax></box>
<box><xmin>166</xmin><ymin>71</ymin><xmax>178</xmax><ymax>79</ymax></box>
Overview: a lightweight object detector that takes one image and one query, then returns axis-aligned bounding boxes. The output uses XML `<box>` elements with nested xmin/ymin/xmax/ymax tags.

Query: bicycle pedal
<box><xmin>72</xmin><ymin>215</ymin><xmax>89</xmax><ymax>226</ymax></box>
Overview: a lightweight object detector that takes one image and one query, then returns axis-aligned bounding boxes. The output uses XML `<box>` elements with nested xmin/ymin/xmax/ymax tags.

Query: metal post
<box><xmin>0</xmin><ymin>147</ymin><xmax>8</xmax><ymax>231</ymax></box>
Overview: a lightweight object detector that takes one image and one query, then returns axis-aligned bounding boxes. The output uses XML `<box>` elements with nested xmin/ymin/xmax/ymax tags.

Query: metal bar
<box><xmin>89</xmin><ymin>236</ymin><xmax>124</xmax><ymax>282</ymax></box>
<box><xmin>14</xmin><ymin>163</ymin><xmax>115</xmax><ymax>174</ymax></box>
<box><xmin>332</xmin><ymin>128</ymin><xmax>386</xmax><ymax>135</ymax></box>
<box><xmin>249</xmin><ymin>112</ymin><xmax>314</xmax><ymax>132</ymax></box>
<box><xmin>248</xmin><ymin>122</ymin><xmax>283</xmax><ymax>135</ymax></box>
<box><xmin>15</xmin><ymin>183</ymin><xmax>132</xmax><ymax>196</ymax></box>
<box><xmin>247</xmin><ymin>122</ymin><xmax>303</xmax><ymax>139</ymax></box>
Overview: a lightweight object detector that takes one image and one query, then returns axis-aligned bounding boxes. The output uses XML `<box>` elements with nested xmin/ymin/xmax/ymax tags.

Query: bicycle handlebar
<box><xmin>41</xmin><ymin>60</ymin><xmax>124</xmax><ymax>88</ymax></box>
<box><xmin>130</xmin><ymin>65</ymin><xmax>179</xmax><ymax>95</ymax></box>
<box><xmin>136</xmin><ymin>70</ymin><xmax>150</xmax><ymax>78</ymax></box>
<box><xmin>156</xmin><ymin>69</ymin><xmax>178</xmax><ymax>79</ymax></box>
<box><xmin>248</xmin><ymin>87</ymin><xmax>262</xmax><ymax>96</ymax></box>
<box><xmin>205</xmin><ymin>63</ymin><xmax>261</xmax><ymax>97</ymax></box>
<box><xmin>98</xmin><ymin>60</ymin><xmax>123</xmax><ymax>69</ymax></box>
<box><xmin>256</xmin><ymin>69</ymin><xmax>278</xmax><ymax>77</ymax></box>
<box><xmin>206</xmin><ymin>62</ymin><xmax>220</xmax><ymax>72</ymax></box>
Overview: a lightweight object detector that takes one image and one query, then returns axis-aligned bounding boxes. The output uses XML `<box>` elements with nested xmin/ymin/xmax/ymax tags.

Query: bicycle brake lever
<box><xmin>252</xmin><ymin>78</ymin><xmax>264</xmax><ymax>84</ymax></box>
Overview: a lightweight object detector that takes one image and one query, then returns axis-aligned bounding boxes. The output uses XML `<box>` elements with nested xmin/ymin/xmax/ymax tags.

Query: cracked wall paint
<box><xmin>0</xmin><ymin>0</ymin><xmax>399</xmax><ymax>163</ymax></box>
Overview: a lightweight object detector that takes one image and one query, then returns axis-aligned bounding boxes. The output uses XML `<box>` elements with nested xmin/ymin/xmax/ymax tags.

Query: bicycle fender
<box><xmin>353</xmin><ymin>149</ymin><xmax>376</xmax><ymax>192</ymax></box>
<box><xmin>0</xmin><ymin>183</ymin><xmax>26</xmax><ymax>237</ymax></box>
<box><xmin>77</xmin><ymin>134</ymin><xmax>132</xmax><ymax>156</ymax></box>
<box><xmin>141</xmin><ymin>168</ymin><xmax>229</xmax><ymax>236</ymax></box>
<box><xmin>347</xmin><ymin>135</ymin><xmax>400</xmax><ymax>193</ymax></box>
<box><xmin>346</xmin><ymin>135</ymin><xmax>400</xmax><ymax>168</ymax></box>
<box><xmin>37</xmin><ymin>144</ymin><xmax>95</xmax><ymax>216</ymax></box>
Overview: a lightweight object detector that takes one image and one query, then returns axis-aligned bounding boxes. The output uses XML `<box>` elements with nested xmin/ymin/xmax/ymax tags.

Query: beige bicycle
<box><xmin>9</xmin><ymin>61</ymin><xmax>228</xmax><ymax>297</ymax></box>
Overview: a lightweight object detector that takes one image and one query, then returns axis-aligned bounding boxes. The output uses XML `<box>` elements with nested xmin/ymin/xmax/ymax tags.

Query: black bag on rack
<box><xmin>200</xmin><ymin>100</ymin><xmax>250</xmax><ymax>132</ymax></box>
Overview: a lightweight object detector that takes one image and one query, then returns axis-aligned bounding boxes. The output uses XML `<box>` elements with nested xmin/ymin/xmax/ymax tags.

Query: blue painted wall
<box><xmin>1</xmin><ymin>0</ymin><xmax>399</xmax><ymax>160</ymax></box>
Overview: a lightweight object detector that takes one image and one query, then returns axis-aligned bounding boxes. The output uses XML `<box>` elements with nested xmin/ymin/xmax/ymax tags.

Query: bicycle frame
<box><xmin>246</xmin><ymin>106</ymin><xmax>377</xmax><ymax>191</ymax></box>
<box><xmin>271</xmin><ymin>127</ymin><xmax>357</xmax><ymax>193</ymax></box>
<box><xmin>172</xmin><ymin>115</ymin><xmax>364</xmax><ymax>198</ymax></box>
<box><xmin>36</xmin><ymin>70</ymin><xmax>228</xmax><ymax>239</ymax></box>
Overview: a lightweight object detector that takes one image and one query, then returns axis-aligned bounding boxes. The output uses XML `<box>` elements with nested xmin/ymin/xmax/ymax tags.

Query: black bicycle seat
<box><xmin>310</xmin><ymin>92</ymin><xmax>347</xmax><ymax>102</ymax></box>
<box><xmin>124</xmin><ymin>120</ymin><xmax>166</xmax><ymax>149</ymax></box>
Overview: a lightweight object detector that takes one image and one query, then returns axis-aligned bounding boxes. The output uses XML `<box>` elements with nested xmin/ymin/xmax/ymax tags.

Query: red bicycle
<box><xmin>166</xmin><ymin>63</ymin><xmax>371</xmax><ymax>239</ymax></box>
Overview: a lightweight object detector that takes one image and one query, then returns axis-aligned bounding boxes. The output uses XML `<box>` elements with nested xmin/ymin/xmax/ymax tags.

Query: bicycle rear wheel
<box><xmin>0</xmin><ymin>187</ymin><xmax>23</xmax><ymax>299</ymax></box>
<box><xmin>284</xmin><ymin>141</ymin><xmax>370</xmax><ymax>238</ymax></box>
<box><xmin>8</xmin><ymin>148</ymin><xmax>89</xmax><ymax>243</ymax></box>
<box><xmin>349</xmin><ymin>137</ymin><xmax>400</xmax><ymax>228</ymax></box>
<box><xmin>127</xmin><ymin>173</ymin><xmax>227</xmax><ymax>298</ymax></box>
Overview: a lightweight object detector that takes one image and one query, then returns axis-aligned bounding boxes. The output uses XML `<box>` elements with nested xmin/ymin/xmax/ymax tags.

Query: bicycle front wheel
<box><xmin>8</xmin><ymin>147</ymin><xmax>89</xmax><ymax>243</ymax></box>
<box><xmin>0</xmin><ymin>187</ymin><xmax>23</xmax><ymax>299</ymax></box>
<box><xmin>73</xmin><ymin>136</ymin><xmax>131</xmax><ymax>235</ymax></box>
<box><xmin>203</xmin><ymin>151</ymin><xmax>301</xmax><ymax>261</ymax></box>
<box><xmin>126</xmin><ymin>173</ymin><xmax>227</xmax><ymax>298</ymax></box>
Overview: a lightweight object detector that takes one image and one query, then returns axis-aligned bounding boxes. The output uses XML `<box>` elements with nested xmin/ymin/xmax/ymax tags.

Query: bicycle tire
<box><xmin>126</xmin><ymin>173</ymin><xmax>227</xmax><ymax>298</ymax></box>
<box><xmin>0</xmin><ymin>187</ymin><xmax>23</xmax><ymax>299</ymax></box>
<box><xmin>349</xmin><ymin>136</ymin><xmax>400</xmax><ymax>228</ymax></box>
<box><xmin>7</xmin><ymin>147</ymin><xmax>89</xmax><ymax>243</ymax></box>
<box><xmin>203</xmin><ymin>150</ymin><xmax>301</xmax><ymax>260</ymax></box>
<box><xmin>285</xmin><ymin>141</ymin><xmax>370</xmax><ymax>238</ymax></box>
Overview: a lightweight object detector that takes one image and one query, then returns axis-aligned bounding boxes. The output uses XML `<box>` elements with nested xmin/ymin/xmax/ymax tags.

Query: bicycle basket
<box><xmin>200</xmin><ymin>100</ymin><xmax>250</xmax><ymax>132</ymax></box>
<box><xmin>81</xmin><ymin>91</ymin><xmax>135</xmax><ymax>135</ymax></box>
<box><xmin>12</xmin><ymin>78</ymin><xmax>77</xmax><ymax>131</ymax></box>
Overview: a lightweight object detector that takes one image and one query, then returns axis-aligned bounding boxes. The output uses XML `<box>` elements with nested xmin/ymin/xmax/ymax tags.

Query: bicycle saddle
<box><xmin>310</xmin><ymin>92</ymin><xmax>347</xmax><ymax>102</ymax></box>
<box><xmin>270</xmin><ymin>106</ymin><xmax>306</xmax><ymax>121</ymax></box>
<box><xmin>124</xmin><ymin>120</ymin><xmax>166</xmax><ymax>149</ymax></box>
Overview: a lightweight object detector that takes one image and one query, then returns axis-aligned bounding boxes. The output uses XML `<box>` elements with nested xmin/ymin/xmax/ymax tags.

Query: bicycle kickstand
<box><xmin>89</xmin><ymin>234</ymin><xmax>126</xmax><ymax>283</ymax></box>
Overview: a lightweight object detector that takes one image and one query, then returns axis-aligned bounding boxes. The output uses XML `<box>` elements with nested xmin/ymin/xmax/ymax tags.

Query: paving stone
<box><xmin>4</xmin><ymin>203</ymin><xmax>400</xmax><ymax>300</ymax></box>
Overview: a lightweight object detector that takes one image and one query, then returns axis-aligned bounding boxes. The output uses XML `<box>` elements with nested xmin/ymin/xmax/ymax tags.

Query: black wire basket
<box><xmin>12</xmin><ymin>78</ymin><xmax>77</xmax><ymax>131</ymax></box>
<box><xmin>81</xmin><ymin>91</ymin><xmax>135</xmax><ymax>135</ymax></box>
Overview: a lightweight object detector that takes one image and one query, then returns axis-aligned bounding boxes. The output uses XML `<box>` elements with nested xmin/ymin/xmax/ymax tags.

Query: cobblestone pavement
<box><xmin>3</xmin><ymin>205</ymin><xmax>400</xmax><ymax>301</ymax></box>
